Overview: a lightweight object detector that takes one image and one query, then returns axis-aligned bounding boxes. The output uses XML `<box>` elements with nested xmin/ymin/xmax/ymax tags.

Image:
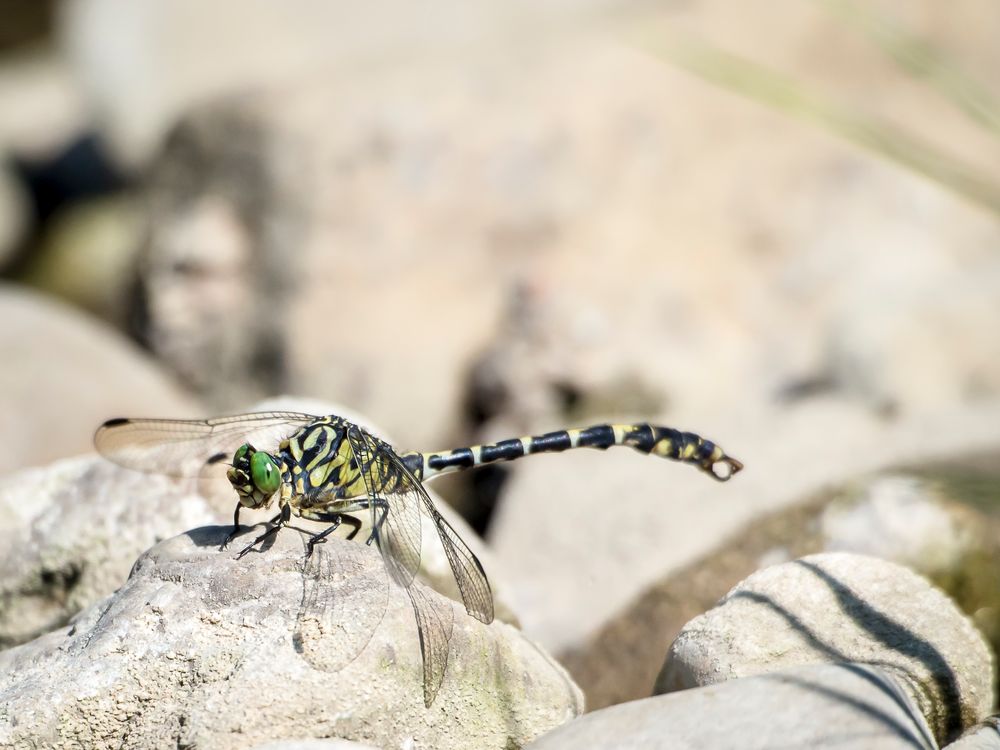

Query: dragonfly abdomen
<box><xmin>405</xmin><ymin>423</ymin><xmax>743</xmax><ymax>483</ymax></box>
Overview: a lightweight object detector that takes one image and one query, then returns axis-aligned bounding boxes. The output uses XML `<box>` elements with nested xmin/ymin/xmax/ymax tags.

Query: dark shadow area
<box><xmin>798</xmin><ymin>559</ymin><xmax>963</xmax><ymax>741</ymax></box>
<box><xmin>731</xmin><ymin>589</ymin><xmax>939</xmax><ymax>748</ymax></box>
<box><xmin>0</xmin><ymin>0</ymin><xmax>57</xmax><ymax>53</ymax></box>
<box><xmin>725</xmin><ymin>558</ymin><xmax>964</xmax><ymax>745</ymax></box>
<box><xmin>185</xmin><ymin>522</ymin><xmax>333</xmax><ymax>553</ymax></box>
<box><xmin>184</xmin><ymin>525</ymin><xmax>234</xmax><ymax>548</ymax></box>
<box><xmin>764</xmin><ymin>664</ymin><xmax>937</xmax><ymax>750</ymax></box>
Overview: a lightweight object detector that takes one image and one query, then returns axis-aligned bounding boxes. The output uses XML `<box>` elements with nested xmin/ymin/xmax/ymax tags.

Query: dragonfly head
<box><xmin>227</xmin><ymin>443</ymin><xmax>281</xmax><ymax>508</ymax></box>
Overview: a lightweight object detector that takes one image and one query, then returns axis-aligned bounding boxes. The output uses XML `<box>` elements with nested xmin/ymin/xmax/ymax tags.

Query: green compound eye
<box><xmin>250</xmin><ymin>452</ymin><xmax>280</xmax><ymax>494</ymax></box>
<box><xmin>234</xmin><ymin>443</ymin><xmax>251</xmax><ymax>463</ymax></box>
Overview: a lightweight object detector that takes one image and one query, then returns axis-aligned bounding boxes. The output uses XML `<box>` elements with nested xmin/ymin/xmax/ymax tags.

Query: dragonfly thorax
<box><xmin>227</xmin><ymin>443</ymin><xmax>281</xmax><ymax>508</ymax></box>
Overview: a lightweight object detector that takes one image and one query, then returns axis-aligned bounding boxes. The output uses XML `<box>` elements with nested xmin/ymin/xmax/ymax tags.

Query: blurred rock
<box><xmin>658</xmin><ymin>552</ymin><xmax>995</xmax><ymax>745</ymax></box>
<box><xmin>0</xmin><ymin>1</ymin><xmax>56</xmax><ymax>52</ymax></box>
<box><xmin>0</xmin><ymin>527</ymin><xmax>582</xmax><ymax>749</ymax></box>
<box><xmin>0</xmin><ymin>47</ymin><xmax>87</xmax><ymax>159</ymax></box>
<box><xmin>947</xmin><ymin>720</ymin><xmax>1000</xmax><ymax>750</ymax></box>
<box><xmin>560</xmin><ymin>458</ymin><xmax>1000</xmax><ymax>711</ymax></box>
<box><xmin>526</xmin><ymin>662</ymin><xmax>938</xmax><ymax>750</ymax></box>
<box><xmin>0</xmin><ymin>283</ymin><xmax>199</xmax><ymax>468</ymax></box>
<box><xmin>0</xmin><ymin>166</ymin><xmax>28</xmax><ymax>271</ymax></box>
<box><xmin>818</xmin><ymin>475</ymin><xmax>968</xmax><ymax>570</ymax></box>
<box><xmin>121</xmin><ymin>10</ymin><xmax>1000</xmax><ymax>444</ymax></box>
<box><xmin>57</xmin><ymin>0</ymin><xmax>599</xmax><ymax>165</ymax></box>
<box><xmin>0</xmin><ymin>396</ymin><xmax>517</xmax><ymax>651</ymax></box>
<box><xmin>23</xmin><ymin>195</ymin><xmax>142</xmax><ymax>324</ymax></box>
<box><xmin>823</xmin><ymin>255</ymin><xmax>1000</xmax><ymax>413</ymax></box>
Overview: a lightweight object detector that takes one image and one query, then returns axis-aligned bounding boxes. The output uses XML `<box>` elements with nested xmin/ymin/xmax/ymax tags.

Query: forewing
<box><xmin>94</xmin><ymin>412</ymin><xmax>318</xmax><ymax>477</ymax></box>
<box><xmin>294</xmin><ymin>539</ymin><xmax>389</xmax><ymax>674</ymax></box>
<box><xmin>345</xmin><ymin>426</ymin><xmax>422</xmax><ymax>590</ymax></box>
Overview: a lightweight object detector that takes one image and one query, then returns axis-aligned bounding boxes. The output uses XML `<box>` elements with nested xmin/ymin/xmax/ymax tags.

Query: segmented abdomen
<box><xmin>402</xmin><ymin>423</ymin><xmax>742</xmax><ymax>483</ymax></box>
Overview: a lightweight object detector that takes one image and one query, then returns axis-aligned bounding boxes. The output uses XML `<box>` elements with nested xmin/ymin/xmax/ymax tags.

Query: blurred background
<box><xmin>2</xmin><ymin>0</ymin><xmax>1000</xmax><ymax>710</ymax></box>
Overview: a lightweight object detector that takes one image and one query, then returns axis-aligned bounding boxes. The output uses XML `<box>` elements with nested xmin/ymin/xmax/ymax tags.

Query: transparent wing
<box><xmin>94</xmin><ymin>412</ymin><xmax>319</xmax><ymax>477</ymax></box>
<box><xmin>345</xmin><ymin>426</ymin><xmax>423</xmax><ymax>590</ymax></box>
<box><xmin>407</xmin><ymin>579</ymin><xmax>455</xmax><ymax>707</ymax></box>
<box><xmin>294</xmin><ymin>537</ymin><xmax>389</xmax><ymax>674</ymax></box>
<box><xmin>345</xmin><ymin>426</ymin><xmax>494</xmax><ymax>624</ymax></box>
<box><xmin>417</xmin><ymin>497</ymin><xmax>495</xmax><ymax>625</ymax></box>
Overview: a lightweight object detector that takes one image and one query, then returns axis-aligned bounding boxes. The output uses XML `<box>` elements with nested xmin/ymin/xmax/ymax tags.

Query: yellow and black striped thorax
<box><xmin>279</xmin><ymin>416</ymin><xmax>365</xmax><ymax>504</ymax></box>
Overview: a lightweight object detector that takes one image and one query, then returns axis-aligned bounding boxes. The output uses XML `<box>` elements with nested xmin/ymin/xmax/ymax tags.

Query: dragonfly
<box><xmin>94</xmin><ymin>412</ymin><xmax>743</xmax><ymax>706</ymax></box>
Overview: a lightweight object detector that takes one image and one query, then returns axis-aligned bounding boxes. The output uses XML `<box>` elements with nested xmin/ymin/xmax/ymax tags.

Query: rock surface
<box><xmin>658</xmin><ymin>552</ymin><xmax>995</xmax><ymax>744</ymax></box>
<box><xmin>0</xmin><ymin>283</ymin><xmax>200</xmax><ymax>469</ymax></box>
<box><xmin>252</xmin><ymin>741</ymin><xmax>381</xmax><ymax>750</ymax></box>
<box><xmin>0</xmin><ymin>527</ymin><xmax>582</xmax><ymax>750</ymax></box>
<box><xmin>0</xmin><ymin>456</ymin><xmax>215</xmax><ymax>647</ymax></box>
<box><xmin>526</xmin><ymin>662</ymin><xmax>938</xmax><ymax>750</ymax></box>
<box><xmin>947</xmin><ymin>720</ymin><xmax>1000</xmax><ymax>749</ymax></box>
<box><xmin>560</xmin><ymin>459</ymin><xmax>1000</xmax><ymax>711</ymax></box>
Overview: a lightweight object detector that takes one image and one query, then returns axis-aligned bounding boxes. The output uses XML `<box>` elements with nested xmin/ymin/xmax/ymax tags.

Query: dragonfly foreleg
<box><xmin>219</xmin><ymin>505</ymin><xmax>244</xmax><ymax>551</ymax></box>
<box><xmin>300</xmin><ymin>512</ymin><xmax>363</xmax><ymax>557</ymax></box>
<box><xmin>236</xmin><ymin>504</ymin><xmax>291</xmax><ymax>559</ymax></box>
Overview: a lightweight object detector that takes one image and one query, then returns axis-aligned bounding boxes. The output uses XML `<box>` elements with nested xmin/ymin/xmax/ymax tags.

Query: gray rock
<box><xmin>0</xmin><ymin>283</ymin><xmax>200</xmax><ymax>469</ymax></box>
<box><xmin>0</xmin><ymin>48</ymin><xmax>87</xmax><ymax>159</ymax></box>
<box><xmin>560</xmin><ymin>463</ymin><xmax>1000</xmax><ymax>711</ymax></box>
<box><xmin>658</xmin><ymin>552</ymin><xmax>995</xmax><ymax>745</ymax></box>
<box><xmin>526</xmin><ymin>662</ymin><xmax>938</xmax><ymax>750</ymax></box>
<box><xmin>24</xmin><ymin>196</ymin><xmax>144</xmax><ymax>325</ymax></box>
<box><xmin>0</xmin><ymin>527</ymin><xmax>582</xmax><ymax>750</ymax></box>
<box><xmin>252</xmin><ymin>740</ymin><xmax>382</xmax><ymax>750</ymax></box>
<box><xmin>59</xmin><ymin>0</ymin><xmax>595</xmax><ymax>164</ymax></box>
<box><xmin>823</xmin><ymin>255</ymin><xmax>1000</xmax><ymax>414</ymax></box>
<box><xmin>947</xmin><ymin>720</ymin><xmax>1000</xmax><ymax>749</ymax></box>
<box><xmin>0</xmin><ymin>456</ymin><xmax>217</xmax><ymax>647</ymax></box>
<box><xmin>818</xmin><ymin>475</ymin><xmax>968</xmax><ymax>571</ymax></box>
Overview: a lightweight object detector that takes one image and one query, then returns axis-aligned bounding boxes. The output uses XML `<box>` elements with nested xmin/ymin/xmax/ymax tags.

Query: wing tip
<box><xmin>471</xmin><ymin>607</ymin><xmax>494</xmax><ymax>625</ymax></box>
<box><xmin>100</xmin><ymin>417</ymin><xmax>131</xmax><ymax>428</ymax></box>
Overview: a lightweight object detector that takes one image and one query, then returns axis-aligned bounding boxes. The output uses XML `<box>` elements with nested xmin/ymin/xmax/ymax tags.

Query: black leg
<box><xmin>303</xmin><ymin>513</ymin><xmax>363</xmax><ymax>557</ymax></box>
<box><xmin>219</xmin><ymin>505</ymin><xmax>243</xmax><ymax>550</ymax></box>
<box><xmin>342</xmin><ymin>514</ymin><xmax>362</xmax><ymax>541</ymax></box>
<box><xmin>235</xmin><ymin>506</ymin><xmax>290</xmax><ymax>559</ymax></box>
<box><xmin>366</xmin><ymin>500</ymin><xmax>389</xmax><ymax>546</ymax></box>
<box><xmin>306</xmin><ymin>517</ymin><xmax>341</xmax><ymax>557</ymax></box>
